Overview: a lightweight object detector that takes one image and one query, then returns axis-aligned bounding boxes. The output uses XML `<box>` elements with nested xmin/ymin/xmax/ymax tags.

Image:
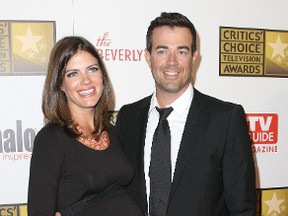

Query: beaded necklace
<box><xmin>76</xmin><ymin>126</ymin><xmax>110</xmax><ymax>150</ymax></box>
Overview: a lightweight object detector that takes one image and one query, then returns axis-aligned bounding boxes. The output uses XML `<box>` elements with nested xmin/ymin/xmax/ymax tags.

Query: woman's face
<box><xmin>61</xmin><ymin>50</ymin><xmax>103</xmax><ymax>114</ymax></box>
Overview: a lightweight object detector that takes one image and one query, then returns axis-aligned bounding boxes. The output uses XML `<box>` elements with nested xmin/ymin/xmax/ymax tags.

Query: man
<box><xmin>116</xmin><ymin>12</ymin><xmax>256</xmax><ymax>215</ymax></box>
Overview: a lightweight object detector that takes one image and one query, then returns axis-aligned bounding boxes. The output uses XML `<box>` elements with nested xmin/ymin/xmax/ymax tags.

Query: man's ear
<box><xmin>144</xmin><ymin>49</ymin><xmax>151</xmax><ymax>68</ymax></box>
<box><xmin>192</xmin><ymin>49</ymin><xmax>198</xmax><ymax>63</ymax></box>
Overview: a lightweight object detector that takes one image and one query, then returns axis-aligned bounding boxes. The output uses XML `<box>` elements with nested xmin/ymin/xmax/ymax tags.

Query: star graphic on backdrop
<box><xmin>268</xmin><ymin>35</ymin><xmax>288</xmax><ymax>59</ymax></box>
<box><xmin>39</xmin><ymin>55</ymin><xmax>47</xmax><ymax>63</ymax></box>
<box><xmin>281</xmin><ymin>204</ymin><xmax>287</xmax><ymax>211</ymax></box>
<box><xmin>265</xmin><ymin>192</ymin><xmax>285</xmax><ymax>214</ymax></box>
<box><xmin>15</xmin><ymin>26</ymin><xmax>44</xmax><ymax>54</ymax></box>
<box><xmin>276</xmin><ymin>56</ymin><xmax>282</xmax><ymax>63</ymax></box>
<box><xmin>39</xmin><ymin>42</ymin><xmax>47</xmax><ymax>51</ymax></box>
<box><xmin>26</xmin><ymin>50</ymin><xmax>35</xmax><ymax>59</ymax></box>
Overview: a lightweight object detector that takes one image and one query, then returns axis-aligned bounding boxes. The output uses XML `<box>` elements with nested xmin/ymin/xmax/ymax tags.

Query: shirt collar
<box><xmin>149</xmin><ymin>84</ymin><xmax>194</xmax><ymax>115</ymax></box>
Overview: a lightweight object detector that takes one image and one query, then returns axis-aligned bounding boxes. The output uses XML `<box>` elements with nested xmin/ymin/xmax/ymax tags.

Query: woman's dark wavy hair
<box><xmin>146</xmin><ymin>12</ymin><xmax>197</xmax><ymax>54</ymax></box>
<box><xmin>42</xmin><ymin>36</ymin><xmax>115</xmax><ymax>139</ymax></box>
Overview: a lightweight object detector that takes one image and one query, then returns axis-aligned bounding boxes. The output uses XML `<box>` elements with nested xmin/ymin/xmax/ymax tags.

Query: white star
<box><xmin>39</xmin><ymin>42</ymin><xmax>47</xmax><ymax>51</ymax></box>
<box><xmin>39</xmin><ymin>55</ymin><xmax>47</xmax><ymax>63</ymax></box>
<box><xmin>276</xmin><ymin>56</ymin><xmax>283</xmax><ymax>63</ymax></box>
<box><xmin>26</xmin><ymin>50</ymin><xmax>35</xmax><ymax>59</ymax></box>
<box><xmin>268</xmin><ymin>35</ymin><xmax>288</xmax><ymax>59</ymax></box>
<box><xmin>15</xmin><ymin>26</ymin><xmax>44</xmax><ymax>54</ymax></box>
<box><xmin>265</xmin><ymin>192</ymin><xmax>285</xmax><ymax>214</ymax></box>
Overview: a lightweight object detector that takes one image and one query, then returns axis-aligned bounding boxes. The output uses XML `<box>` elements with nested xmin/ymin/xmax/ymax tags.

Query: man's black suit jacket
<box><xmin>116</xmin><ymin>88</ymin><xmax>256</xmax><ymax>216</ymax></box>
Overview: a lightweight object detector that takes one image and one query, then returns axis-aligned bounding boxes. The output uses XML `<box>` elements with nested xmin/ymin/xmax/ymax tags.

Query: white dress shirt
<box><xmin>144</xmin><ymin>84</ymin><xmax>193</xmax><ymax>205</ymax></box>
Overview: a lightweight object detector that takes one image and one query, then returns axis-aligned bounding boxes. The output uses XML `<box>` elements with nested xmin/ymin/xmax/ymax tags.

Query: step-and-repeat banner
<box><xmin>1</xmin><ymin>0</ymin><xmax>288</xmax><ymax>215</ymax></box>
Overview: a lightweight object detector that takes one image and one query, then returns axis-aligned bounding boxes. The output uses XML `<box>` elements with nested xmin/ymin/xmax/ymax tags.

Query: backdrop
<box><xmin>1</xmin><ymin>0</ymin><xmax>288</xmax><ymax>215</ymax></box>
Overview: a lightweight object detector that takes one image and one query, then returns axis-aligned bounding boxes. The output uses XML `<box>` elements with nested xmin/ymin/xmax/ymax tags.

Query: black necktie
<box><xmin>149</xmin><ymin>107</ymin><xmax>173</xmax><ymax>216</ymax></box>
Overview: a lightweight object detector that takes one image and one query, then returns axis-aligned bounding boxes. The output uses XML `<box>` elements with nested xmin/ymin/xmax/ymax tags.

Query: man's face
<box><xmin>145</xmin><ymin>26</ymin><xmax>198</xmax><ymax>101</ymax></box>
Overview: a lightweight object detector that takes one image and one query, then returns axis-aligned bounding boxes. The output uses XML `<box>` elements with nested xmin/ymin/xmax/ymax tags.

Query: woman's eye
<box><xmin>88</xmin><ymin>66</ymin><xmax>99</xmax><ymax>73</ymax></box>
<box><xmin>66</xmin><ymin>71</ymin><xmax>78</xmax><ymax>78</ymax></box>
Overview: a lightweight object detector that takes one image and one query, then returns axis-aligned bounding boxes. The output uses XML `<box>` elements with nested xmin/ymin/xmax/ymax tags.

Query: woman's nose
<box><xmin>80</xmin><ymin>73</ymin><xmax>92</xmax><ymax>85</ymax></box>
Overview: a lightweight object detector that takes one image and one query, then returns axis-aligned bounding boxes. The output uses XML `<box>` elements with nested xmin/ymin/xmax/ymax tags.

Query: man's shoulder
<box><xmin>119</xmin><ymin>95</ymin><xmax>152</xmax><ymax>112</ymax></box>
<box><xmin>194</xmin><ymin>88</ymin><xmax>241</xmax><ymax>111</ymax></box>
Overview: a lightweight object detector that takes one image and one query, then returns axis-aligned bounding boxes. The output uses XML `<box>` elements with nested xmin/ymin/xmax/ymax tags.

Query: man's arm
<box><xmin>223</xmin><ymin>105</ymin><xmax>257</xmax><ymax>215</ymax></box>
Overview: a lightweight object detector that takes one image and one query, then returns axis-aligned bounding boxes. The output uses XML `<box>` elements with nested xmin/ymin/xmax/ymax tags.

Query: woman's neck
<box><xmin>72</xmin><ymin>109</ymin><xmax>95</xmax><ymax>133</ymax></box>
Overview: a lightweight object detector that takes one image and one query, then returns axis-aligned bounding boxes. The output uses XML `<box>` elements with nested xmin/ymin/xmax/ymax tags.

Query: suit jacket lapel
<box><xmin>169</xmin><ymin>89</ymin><xmax>206</xmax><ymax>199</ymax></box>
<box><xmin>136</xmin><ymin>97</ymin><xmax>151</xmax><ymax>207</ymax></box>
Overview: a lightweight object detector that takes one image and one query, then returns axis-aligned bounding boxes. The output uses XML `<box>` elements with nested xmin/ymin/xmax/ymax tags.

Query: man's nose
<box><xmin>167</xmin><ymin>53</ymin><xmax>177</xmax><ymax>65</ymax></box>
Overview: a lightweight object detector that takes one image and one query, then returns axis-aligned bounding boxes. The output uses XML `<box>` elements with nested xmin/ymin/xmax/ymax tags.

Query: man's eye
<box><xmin>178</xmin><ymin>50</ymin><xmax>187</xmax><ymax>55</ymax></box>
<box><xmin>157</xmin><ymin>50</ymin><xmax>166</xmax><ymax>55</ymax></box>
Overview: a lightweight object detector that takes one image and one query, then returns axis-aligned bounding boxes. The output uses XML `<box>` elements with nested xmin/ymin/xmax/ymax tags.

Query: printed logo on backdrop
<box><xmin>261</xmin><ymin>188</ymin><xmax>288</xmax><ymax>216</ymax></box>
<box><xmin>0</xmin><ymin>20</ymin><xmax>55</xmax><ymax>76</ymax></box>
<box><xmin>0</xmin><ymin>203</ymin><xmax>27</xmax><ymax>216</ymax></box>
<box><xmin>246</xmin><ymin>113</ymin><xmax>278</xmax><ymax>153</ymax></box>
<box><xmin>0</xmin><ymin>120</ymin><xmax>36</xmax><ymax>162</ymax></box>
<box><xmin>95</xmin><ymin>32</ymin><xmax>144</xmax><ymax>62</ymax></box>
<box><xmin>220</xmin><ymin>27</ymin><xmax>288</xmax><ymax>77</ymax></box>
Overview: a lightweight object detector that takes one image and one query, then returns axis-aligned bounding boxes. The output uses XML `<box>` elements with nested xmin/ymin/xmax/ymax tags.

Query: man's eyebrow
<box><xmin>178</xmin><ymin>45</ymin><xmax>190</xmax><ymax>50</ymax></box>
<box><xmin>155</xmin><ymin>45</ymin><xmax>191</xmax><ymax>50</ymax></box>
<box><xmin>155</xmin><ymin>45</ymin><xmax>168</xmax><ymax>49</ymax></box>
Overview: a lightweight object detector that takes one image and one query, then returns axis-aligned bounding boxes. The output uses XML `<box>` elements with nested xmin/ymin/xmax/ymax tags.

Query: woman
<box><xmin>28</xmin><ymin>36</ymin><xmax>144</xmax><ymax>216</ymax></box>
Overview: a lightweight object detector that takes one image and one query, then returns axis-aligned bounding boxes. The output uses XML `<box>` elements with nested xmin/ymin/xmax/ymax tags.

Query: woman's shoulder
<box><xmin>34</xmin><ymin>122</ymin><xmax>69</xmax><ymax>147</ymax></box>
<box><xmin>37</xmin><ymin>122</ymin><xmax>64</xmax><ymax>137</ymax></box>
